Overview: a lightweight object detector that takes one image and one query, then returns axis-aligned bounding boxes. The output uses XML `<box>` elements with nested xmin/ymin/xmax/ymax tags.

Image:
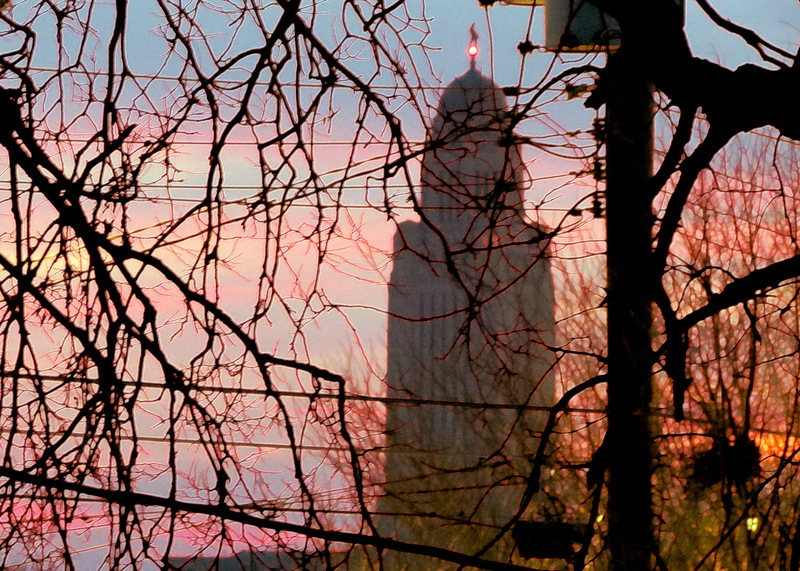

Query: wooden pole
<box><xmin>604</xmin><ymin>49</ymin><xmax>656</xmax><ymax>570</ymax></box>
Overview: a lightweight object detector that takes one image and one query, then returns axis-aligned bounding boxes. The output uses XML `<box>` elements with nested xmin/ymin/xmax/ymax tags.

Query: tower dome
<box><xmin>432</xmin><ymin>69</ymin><xmax>509</xmax><ymax>141</ymax></box>
<box><xmin>422</xmin><ymin>69</ymin><xmax>524</xmax><ymax>222</ymax></box>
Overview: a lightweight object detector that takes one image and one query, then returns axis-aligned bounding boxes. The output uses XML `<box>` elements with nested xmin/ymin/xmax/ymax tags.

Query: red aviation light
<box><xmin>467</xmin><ymin>23</ymin><xmax>479</xmax><ymax>66</ymax></box>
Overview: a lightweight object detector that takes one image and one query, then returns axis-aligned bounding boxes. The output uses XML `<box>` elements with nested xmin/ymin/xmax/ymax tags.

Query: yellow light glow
<box><xmin>746</xmin><ymin>517</ymin><xmax>759</xmax><ymax>532</ymax></box>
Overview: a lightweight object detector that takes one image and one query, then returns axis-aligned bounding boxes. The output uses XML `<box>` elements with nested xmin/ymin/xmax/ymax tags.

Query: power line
<box><xmin>0</xmin><ymin>427</ymin><xmax>358</xmax><ymax>454</ymax></box>
<box><xmin>10</xmin><ymin>371</ymin><xmax>781</xmax><ymax>428</ymax></box>
<box><xmin>23</xmin><ymin>66</ymin><xmax>566</xmax><ymax>94</ymax></box>
<box><xmin>31</xmin><ymin>136</ymin><xmax>433</xmax><ymax>147</ymax></box>
<box><xmin>10</xmin><ymin>371</ymin><xmax>796</xmax><ymax>438</ymax></box>
<box><xmin>0</xmin><ymin>493</ymin><xmax>534</xmax><ymax>527</ymax></box>
<box><xmin>7</xmin><ymin>373</ymin><xmax>580</xmax><ymax>414</ymax></box>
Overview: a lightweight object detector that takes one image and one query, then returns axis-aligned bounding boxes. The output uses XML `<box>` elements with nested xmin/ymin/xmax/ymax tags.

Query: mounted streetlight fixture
<box><xmin>490</xmin><ymin>0</ymin><xmax>620</xmax><ymax>52</ymax></box>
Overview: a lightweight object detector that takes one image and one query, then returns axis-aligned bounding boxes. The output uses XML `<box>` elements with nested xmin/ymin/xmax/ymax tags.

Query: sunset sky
<box><xmin>2</xmin><ymin>1</ymin><xmax>800</xmax><ymax>566</ymax></box>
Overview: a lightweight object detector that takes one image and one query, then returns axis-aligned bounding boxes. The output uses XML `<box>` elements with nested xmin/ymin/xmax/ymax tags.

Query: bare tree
<box><xmin>2</xmin><ymin>0</ymin><xmax>800</xmax><ymax>570</ymax></box>
<box><xmin>0</xmin><ymin>1</ymin><xmax>444</xmax><ymax>568</ymax></box>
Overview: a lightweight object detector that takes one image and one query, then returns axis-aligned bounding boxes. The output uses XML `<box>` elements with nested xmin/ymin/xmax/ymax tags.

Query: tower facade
<box><xmin>378</xmin><ymin>69</ymin><xmax>555</xmax><ymax>566</ymax></box>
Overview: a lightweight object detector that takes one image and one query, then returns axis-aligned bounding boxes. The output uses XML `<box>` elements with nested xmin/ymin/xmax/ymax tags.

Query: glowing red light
<box><xmin>468</xmin><ymin>44</ymin><xmax>479</xmax><ymax>57</ymax></box>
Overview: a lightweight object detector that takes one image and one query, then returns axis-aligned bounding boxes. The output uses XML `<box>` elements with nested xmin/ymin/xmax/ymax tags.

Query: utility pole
<box><xmin>499</xmin><ymin>1</ymin><xmax>656</xmax><ymax>568</ymax></box>
<box><xmin>603</xmin><ymin>49</ymin><xmax>655</xmax><ymax>571</ymax></box>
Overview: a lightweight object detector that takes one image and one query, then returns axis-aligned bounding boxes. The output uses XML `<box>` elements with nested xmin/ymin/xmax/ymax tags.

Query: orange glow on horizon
<box><xmin>753</xmin><ymin>431</ymin><xmax>800</xmax><ymax>458</ymax></box>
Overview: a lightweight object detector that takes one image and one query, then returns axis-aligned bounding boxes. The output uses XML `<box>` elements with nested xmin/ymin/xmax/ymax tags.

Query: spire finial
<box><xmin>468</xmin><ymin>23</ymin><xmax>479</xmax><ymax>70</ymax></box>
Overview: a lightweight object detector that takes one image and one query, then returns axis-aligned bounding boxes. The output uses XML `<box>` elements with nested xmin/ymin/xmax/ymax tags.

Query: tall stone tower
<box><xmin>378</xmin><ymin>63</ymin><xmax>555</xmax><ymax>567</ymax></box>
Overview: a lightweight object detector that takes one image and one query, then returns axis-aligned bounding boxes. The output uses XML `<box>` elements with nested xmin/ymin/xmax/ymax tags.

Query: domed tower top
<box><xmin>430</xmin><ymin>68</ymin><xmax>509</xmax><ymax>141</ymax></box>
<box><xmin>421</xmin><ymin>67</ymin><xmax>526</xmax><ymax>227</ymax></box>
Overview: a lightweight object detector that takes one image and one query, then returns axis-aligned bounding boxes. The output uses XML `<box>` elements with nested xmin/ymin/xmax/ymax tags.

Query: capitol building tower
<box><xmin>378</xmin><ymin>33</ymin><xmax>556</xmax><ymax>567</ymax></box>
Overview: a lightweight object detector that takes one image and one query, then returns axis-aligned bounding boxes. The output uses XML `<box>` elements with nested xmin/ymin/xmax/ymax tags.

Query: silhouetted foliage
<box><xmin>1</xmin><ymin>1</ymin><xmax>800</xmax><ymax>570</ymax></box>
